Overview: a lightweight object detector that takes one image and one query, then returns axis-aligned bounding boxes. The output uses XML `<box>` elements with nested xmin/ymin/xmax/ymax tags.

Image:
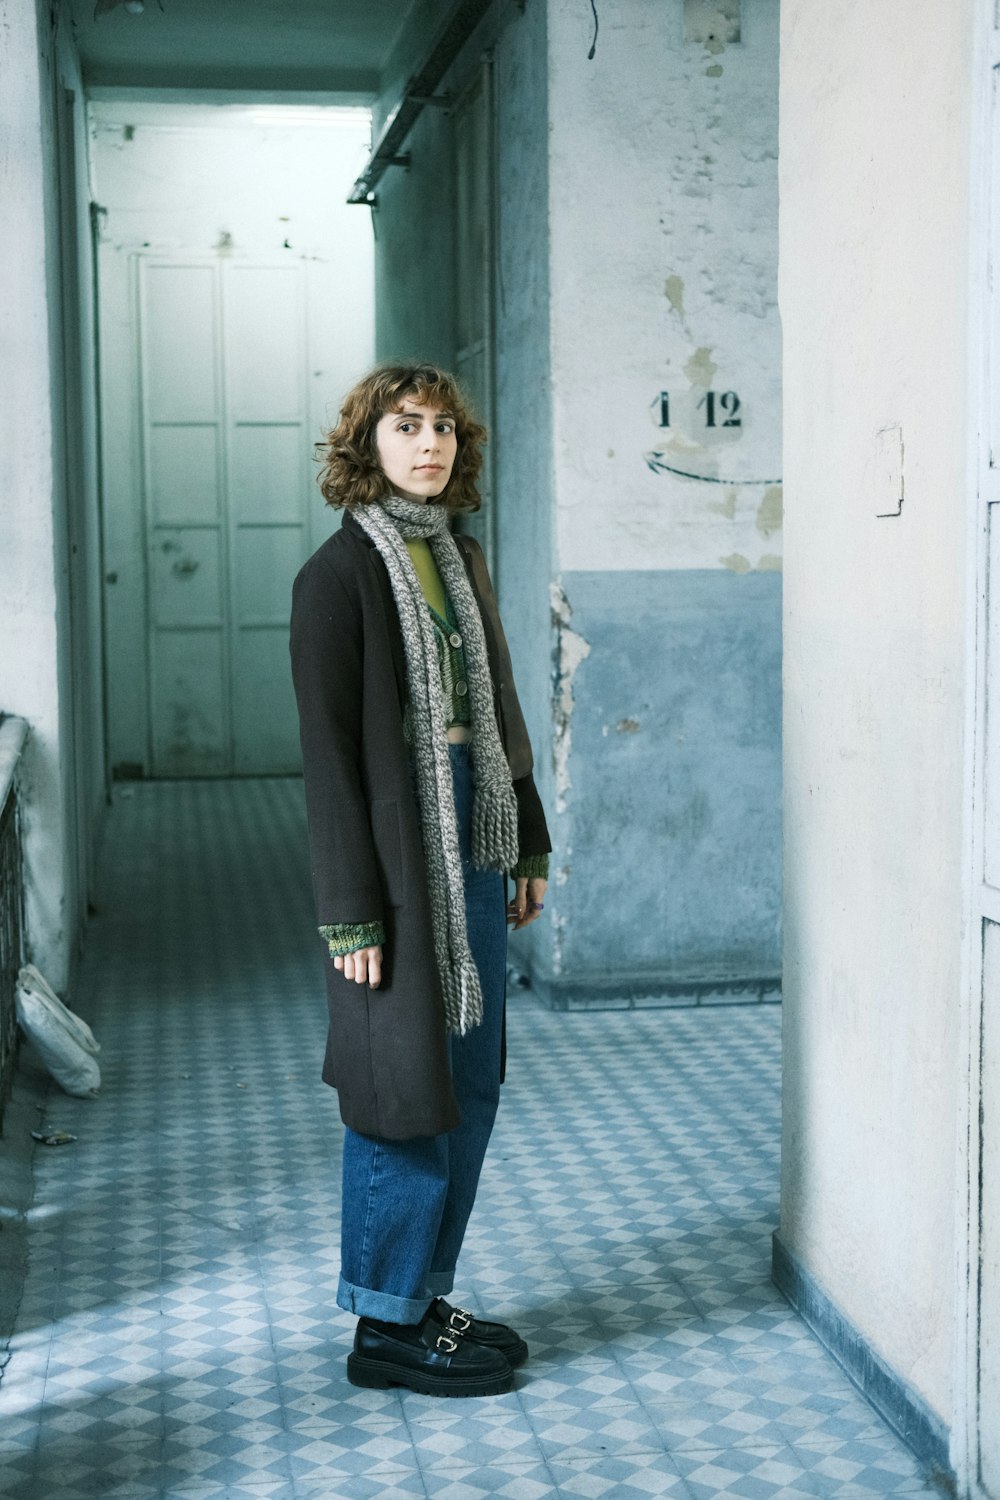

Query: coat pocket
<box><xmin>371</xmin><ymin>798</ymin><xmax>406</xmax><ymax>907</ymax></box>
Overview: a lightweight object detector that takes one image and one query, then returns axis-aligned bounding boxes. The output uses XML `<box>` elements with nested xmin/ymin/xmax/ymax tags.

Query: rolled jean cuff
<box><xmin>336</xmin><ymin>1272</ymin><xmax>432</xmax><ymax>1325</ymax></box>
<box><xmin>425</xmin><ymin>1270</ymin><xmax>456</xmax><ymax>1297</ymax></box>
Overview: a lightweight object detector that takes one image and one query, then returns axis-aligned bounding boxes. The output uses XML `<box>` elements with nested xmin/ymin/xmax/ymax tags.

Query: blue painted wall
<box><xmin>533</xmin><ymin>568</ymin><xmax>782</xmax><ymax>1007</ymax></box>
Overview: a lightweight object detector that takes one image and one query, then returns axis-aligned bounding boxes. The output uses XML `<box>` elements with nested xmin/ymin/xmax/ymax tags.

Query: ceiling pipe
<box><xmin>347</xmin><ymin>0</ymin><xmax>500</xmax><ymax>205</ymax></box>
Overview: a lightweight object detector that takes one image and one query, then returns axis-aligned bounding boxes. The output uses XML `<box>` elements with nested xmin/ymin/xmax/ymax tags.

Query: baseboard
<box><xmin>771</xmin><ymin>1233</ymin><xmax>954</xmax><ymax>1492</ymax></box>
<box><xmin>509</xmin><ymin>965</ymin><xmax>781</xmax><ymax>1011</ymax></box>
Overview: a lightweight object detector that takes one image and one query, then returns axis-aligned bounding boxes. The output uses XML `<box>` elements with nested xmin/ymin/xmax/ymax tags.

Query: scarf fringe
<box><xmin>442</xmin><ymin>955</ymin><xmax>485</xmax><ymax>1035</ymax></box>
<box><xmin>472</xmin><ymin>783</ymin><xmax>520</xmax><ymax>873</ymax></box>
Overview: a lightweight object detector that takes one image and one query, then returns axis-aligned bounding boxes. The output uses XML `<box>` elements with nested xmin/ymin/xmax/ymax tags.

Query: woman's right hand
<box><xmin>334</xmin><ymin>946</ymin><xmax>383</xmax><ymax>988</ymax></box>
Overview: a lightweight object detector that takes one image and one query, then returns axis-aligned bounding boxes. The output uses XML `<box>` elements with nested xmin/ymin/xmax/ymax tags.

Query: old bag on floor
<box><xmin>15</xmin><ymin>964</ymin><xmax>101</xmax><ymax>1098</ymax></box>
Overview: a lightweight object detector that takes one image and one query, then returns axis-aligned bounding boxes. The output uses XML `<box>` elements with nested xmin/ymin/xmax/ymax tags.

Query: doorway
<box><xmin>92</xmin><ymin>101</ymin><xmax>374</xmax><ymax>777</ymax></box>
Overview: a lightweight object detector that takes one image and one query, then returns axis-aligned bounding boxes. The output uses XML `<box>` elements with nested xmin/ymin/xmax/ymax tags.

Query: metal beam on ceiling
<box><xmin>347</xmin><ymin>0</ymin><xmax>499</xmax><ymax>205</ymax></box>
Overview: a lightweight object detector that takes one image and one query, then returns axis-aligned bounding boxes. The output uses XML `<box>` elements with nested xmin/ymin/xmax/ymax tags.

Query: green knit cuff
<box><xmin>320</xmin><ymin>921</ymin><xmax>386</xmax><ymax>958</ymax></box>
<box><xmin>511</xmin><ymin>853</ymin><xmax>549</xmax><ymax>881</ymax></box>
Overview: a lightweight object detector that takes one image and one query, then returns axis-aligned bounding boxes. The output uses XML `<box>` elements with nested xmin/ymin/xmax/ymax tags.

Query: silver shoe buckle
<box><xmin>448</xmin><ymin>1307</ymin><xmax>473</xmax><ymax>1333</ymax></box>
<box><xmin>435</xmin><ymin>1330</ymin><xmax>460</xmax><ymax>1353</ymax></box>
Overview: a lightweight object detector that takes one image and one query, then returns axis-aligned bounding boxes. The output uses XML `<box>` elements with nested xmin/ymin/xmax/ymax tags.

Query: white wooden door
<box><xmin>139</xmin><ymin>256</ymin><xmax>309</xmax><ymax>776</ymax></box>
<box><xmin>452</xmin><ymin>62</ymin><xmax>497</xmax><ymax>574</ymax></box>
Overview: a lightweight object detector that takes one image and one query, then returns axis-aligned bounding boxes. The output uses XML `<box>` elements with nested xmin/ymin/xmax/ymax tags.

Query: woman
<box><xmin>290</xmin><ymin>363</ymin><xmax>551</xmax><ymax>1397</ymax></box>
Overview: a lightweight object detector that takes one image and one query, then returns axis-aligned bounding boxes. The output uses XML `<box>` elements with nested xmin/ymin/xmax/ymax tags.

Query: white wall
<box><xmin>779</xmin><ymin>0</ymin><xmax>976</xmax><ymax>1424</ymax></box>
<box><xmin>0</xmin><ymin>0</ymin><xmax>103</xmax><ymax>993</ymax></box>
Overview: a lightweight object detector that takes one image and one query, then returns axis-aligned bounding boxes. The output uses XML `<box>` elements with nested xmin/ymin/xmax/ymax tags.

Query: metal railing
<box><xmin>0</xmin><ymin>716</ymin><xmax>28</xmax><ymax>1125</ymax></box>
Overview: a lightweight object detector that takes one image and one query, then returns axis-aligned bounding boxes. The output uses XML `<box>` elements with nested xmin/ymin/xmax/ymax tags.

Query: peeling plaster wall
<box><xmin>537</xmin><ymin>0</ymin><xmax>782</xmax><ymax>1000</ymax></box>
<box><xmin>779</xmin><ymin>0</ymin><xmax>975</xmax><ymax>1426</ymax></box>
<box><xmin>547</xmin><ymin>0</ymin><xmax>781</xmax><ymax>576</ymax></box>
<box><xmin>536</xmin><ymin>570</ymin><xmax>781</xmax><ymax>1005</ymax></box>
<box><xmin>370</xmin><ymin>0</ymin><xmax>781</xmax><ymax>1001</ymax></box>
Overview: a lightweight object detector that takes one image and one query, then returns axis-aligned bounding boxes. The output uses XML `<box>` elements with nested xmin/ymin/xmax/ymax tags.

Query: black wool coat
<box><xmin>289</xmin><ymin>508</ymin><xmax>551</xmax><ymax>1141</ymax></box>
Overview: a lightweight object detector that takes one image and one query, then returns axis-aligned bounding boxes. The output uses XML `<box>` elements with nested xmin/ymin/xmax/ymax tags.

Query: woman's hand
<box><xmin>507</xmin><ymin>877</ymin><xmax>547</xmax><ymax>931</ymax></box>
<box><xmin>334</xmin><ymin>946</ymin><xmax>383</xmax><ymax>987</ymax></box>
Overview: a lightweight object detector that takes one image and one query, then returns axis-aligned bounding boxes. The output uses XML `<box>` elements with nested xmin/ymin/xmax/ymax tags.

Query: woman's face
<box><xmin>374</xmin><ymin>401</ymin><xmax>458</xmax><ymax>503</ymax></box>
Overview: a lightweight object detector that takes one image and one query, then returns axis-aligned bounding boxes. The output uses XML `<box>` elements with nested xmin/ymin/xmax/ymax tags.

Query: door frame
<box><xmin>956</xmin><ymin>1</ymin><xmax>1000</xmax><ymax>1493</ymax></box>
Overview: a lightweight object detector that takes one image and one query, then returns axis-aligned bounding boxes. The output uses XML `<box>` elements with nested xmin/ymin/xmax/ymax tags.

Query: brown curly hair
<box><xmin>316</xmin><ymin>362</ymin><xmax>487</xmax><ymax>512</ymax></box>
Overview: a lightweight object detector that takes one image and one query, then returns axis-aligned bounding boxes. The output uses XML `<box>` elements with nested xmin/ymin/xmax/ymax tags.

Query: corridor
<box><xmin>0</xmin><ymin>782</ymin><xmax>939</xmax><ymax>1499</ymax></box>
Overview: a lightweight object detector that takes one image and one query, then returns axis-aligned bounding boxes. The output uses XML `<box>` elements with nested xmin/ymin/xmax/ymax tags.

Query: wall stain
<box><xmin>550</xmin><ymin>580</ymin><xmax>591</xmax><ymax>817</ymax></box>
<box><xmin>709</xmin><ymin>487</ymin><xmax>740</xmax><ymax>519</ymax></box>
<box><xmin>756</xmin><ymin>484</ymin><xmax>783</xmax><ymax>537</ymax></box>
<box><xmin>171</xmin><ymin>557</ymin><xmax>200</xmax><ymax>579</ymax></box>
<box><xmin>664</xmin><ymin>274</ymin><xmax>685</xmax><ymax>317</ymax></box>
<box><xmin>719</xmin><ymin>552</ymin><xmax>751</xmax><ymax>573</ymax></box>
<box><xmin>757</xmin><ymin>554</ymin><xmax>783</xmax><ymax>572</ymax></box>
<box><xmin>616</xmin><ymin>718</ymin><xmax>640</xmax><ymax>734</ymax></box>
<box><xmin>684</xmin><ymin>346</ymin><xmax>717</xmax><ymax>388</ymax></box>
<box><xmin>705</xmin><ymin>64</ymin><xmax>723</xmax><ymax>76</ymax></box>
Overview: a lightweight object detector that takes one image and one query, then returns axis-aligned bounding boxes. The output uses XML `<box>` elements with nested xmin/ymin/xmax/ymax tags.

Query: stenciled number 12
<box><xmin>657</xmin><ymin>391</ymin><xmax>742</xmax><ymax>428</ymax></box>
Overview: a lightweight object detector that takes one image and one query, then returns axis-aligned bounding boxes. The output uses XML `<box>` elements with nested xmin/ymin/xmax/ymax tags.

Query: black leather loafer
<box><xmin>347</xmin><ymin>1314</ymin><xmax>514</xmax><ymax>1397</ymax></box>
<box><xmin>429</xmin><ymin>1299</ymin><xmax>529</xmax><ymax>1369</ymax></box>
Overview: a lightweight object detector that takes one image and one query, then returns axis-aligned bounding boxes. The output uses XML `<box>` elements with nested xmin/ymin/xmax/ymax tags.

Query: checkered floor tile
<box><xmin>0</xmin><ymin>781</ymin><xmax>943</xmax><ymax>1498</ymax></box>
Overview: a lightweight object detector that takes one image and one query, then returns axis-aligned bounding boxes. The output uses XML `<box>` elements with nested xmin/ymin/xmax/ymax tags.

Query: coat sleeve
<box><xmin>512</xmin><ymin>770</ymin><xmax>551</xmax><ymax>863</ymax></box>
<box><xmin>289</xmin><ymin>552</ymin><xmax>385</xmax><ymax>929</ymax></box>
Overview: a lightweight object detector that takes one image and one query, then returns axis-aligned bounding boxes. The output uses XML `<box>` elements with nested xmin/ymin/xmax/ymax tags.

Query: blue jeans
<box><xmin>337</xmin><ymin>742</ymin><xmax>507</xmax><ymax>1323</ymax></box>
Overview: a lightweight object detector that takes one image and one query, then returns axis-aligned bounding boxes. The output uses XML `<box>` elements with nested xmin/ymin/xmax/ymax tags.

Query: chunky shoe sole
<box><xmin>347</xmin><ymin>1352</ymin><xmax>513</xmax><ymax>1397</ymax></box>
<box><xmin>498</xmin><ymin>1337</ymin><xmax>529</xmax><ymax>1369</ymax></box>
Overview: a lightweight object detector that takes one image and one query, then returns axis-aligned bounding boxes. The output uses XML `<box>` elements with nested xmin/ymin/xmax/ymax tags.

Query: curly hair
<box><xmin>317</xmin><ymin>362</ymin><xmax>487</xmax><ymax>512</ymax></box>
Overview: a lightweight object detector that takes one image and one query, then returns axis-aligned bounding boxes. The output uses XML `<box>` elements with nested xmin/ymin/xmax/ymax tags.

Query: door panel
<box><xmin>231</xmin><ymin>424</ymin><xmax>303</xmax><ymax>524</ymax></box>
<box><xmin>141</xmin><ymin>261</ymin><xmax>227</xmax><ymax>775</ymax></box>
<box><xmin>137</xmin><ymin>256</ymin><xmax>309</xmax><ymax>775</ymax></box>
<box><xmin>150</xmin><ymin>629</ymin><xmax>227</xmax><ymax>776</ymax></box>
<box><xmin>226</xmin><ymin>265</ymin><xmax>303</xmax><ymax>419</ymax></box>
<box><xmin>223</xmin><ymin>262</ymin><xmax>307</xmax><ymax>774</ymax></box>
<box><xmin>148</xmin><ymin>425</ymin><xmax>220</xmax><ymax>526</ymax></box>
<box><xmin>233</xmin><ymin>526</ymin><xmax>303</xmax><ymax>623</ymax></box>
<box><xmin>144</xmin><ymin>264</ymin><xmax>218</xmax><ymax>422</ymax></box>
<box><xmin>231</xmin><ymin>629</ymin><xmax>302</xmax><ymax>776</ymax></box>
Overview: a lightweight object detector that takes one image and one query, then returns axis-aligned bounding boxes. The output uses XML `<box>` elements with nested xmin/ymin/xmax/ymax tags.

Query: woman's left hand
<box><xmin>507</xmin><ymin>876</ymin><xmax>547</xmax><ymax>930</ymax></box>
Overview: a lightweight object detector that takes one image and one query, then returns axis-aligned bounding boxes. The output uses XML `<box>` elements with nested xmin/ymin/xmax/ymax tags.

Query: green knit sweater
<box><xmin>322</xmin><ymin>539</ymin><xmax>548</xmax><ymax>958</ymax></box>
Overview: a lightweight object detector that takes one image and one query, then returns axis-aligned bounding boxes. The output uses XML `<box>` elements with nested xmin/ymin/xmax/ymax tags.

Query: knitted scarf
<box><xmin>353</xmin><ymin>495</ymin><xmax>519</xmax><ymax>1035</ymax></box>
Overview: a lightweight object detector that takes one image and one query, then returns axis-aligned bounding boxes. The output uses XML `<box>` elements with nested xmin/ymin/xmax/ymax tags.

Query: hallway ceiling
<box><xmin>67</xmin><ymin>0</ymin><xmax>420</xmax><ymax>93</ymax></box>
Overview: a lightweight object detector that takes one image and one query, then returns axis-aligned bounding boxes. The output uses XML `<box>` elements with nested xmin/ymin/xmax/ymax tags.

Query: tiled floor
<box><xmin>0</xmin><ymin>781</ymin><xmax>942</xmax><ymax>1499</ymax></box>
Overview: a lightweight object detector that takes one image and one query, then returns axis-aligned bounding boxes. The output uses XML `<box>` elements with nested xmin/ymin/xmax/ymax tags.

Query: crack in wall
<box><xmin>549</xmin><ymin>580</ymin><xmax>591</xmax><ymax>820</ymax></box>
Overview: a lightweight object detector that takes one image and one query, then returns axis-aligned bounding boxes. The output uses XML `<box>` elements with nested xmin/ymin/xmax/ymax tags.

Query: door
<box><xmin>138</xmin><ymin>256</ymin><xmax>309</xmax><ymax>776</ymax></box>
<box><xmin>451</xmin><ymin>61</ymin><xmax>497</xmax><ymax>575</ymax></box>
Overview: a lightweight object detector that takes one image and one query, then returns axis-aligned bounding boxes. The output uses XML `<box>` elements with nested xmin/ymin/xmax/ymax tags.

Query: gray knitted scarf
<box><xmin>353</xmin><ymin>495</ymin><xmax>519</xmax><ymax>1035</ymax></box>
